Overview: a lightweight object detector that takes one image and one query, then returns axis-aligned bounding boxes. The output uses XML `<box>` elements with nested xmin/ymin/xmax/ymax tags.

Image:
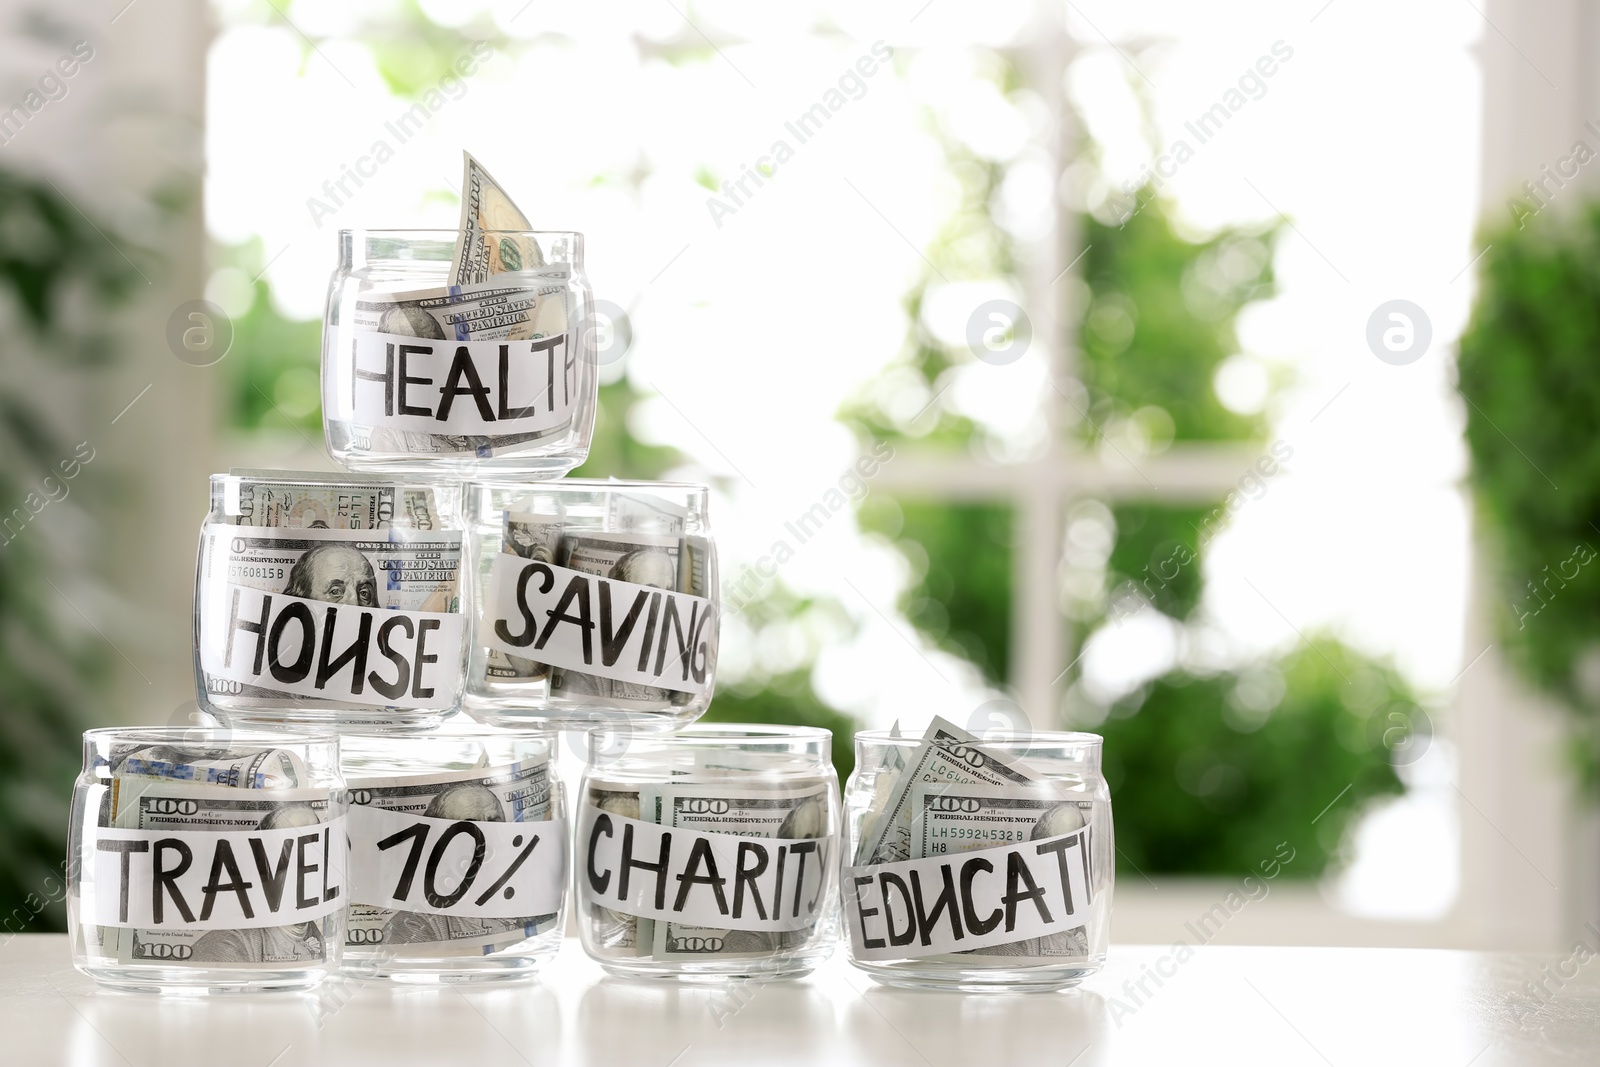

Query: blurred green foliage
<box><xmin>1457</xmin><ymin>204</ymin><xmax>1600</xmax><ymax>789</ymax></box>
<box><xmin>859</xmin><ymin>498</ymin><xmax>1014</xmax><ymax>688</ymax></box>
<box><xmin>1078</xmin><ymin>206</ymin><xmax>1275</xmax><ymax>444</ymax></box>
<box><xmin>1107</xmin><ymin>502</ymin><xmax>1210</xmax><ymax>622</ymax></box>
<box><xmin>1100</xmin><ymin>640</ymin><xmax>1406</xmax><ymax>875</ymax></box>
<box><xmin>0</xmin><ymin>172</ymin><xmax>138</xmax><ymax>932</ymax></box>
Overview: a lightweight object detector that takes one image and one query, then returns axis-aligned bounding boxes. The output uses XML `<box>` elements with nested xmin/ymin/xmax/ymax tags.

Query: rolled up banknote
<box><xmin>345</xmin><ymin>757</ymin><xmax>559</xmax><ymax>956</ymax></box>
<box><xmin>109</xmin><ymin>745</ymin><xmax>306</xmax><ymax>790</ymax></box>
<box><xmin>223</xmin><ymin>470</ymin><xmax>444</xmax><ymax>531</ymax></box>
<box><xmin>911</xmin><ymin>782</ymin><xmax>1092</xmax><ymax>959</ymax></box>
<box><xmin>103</xmin><ymin>775</ymin><xmax>340</xmax><ymax>967</ymax></box>
<box><xmin>643</xmin><ymin>781</ymin><xmax>832</xmax><ymax>960</ymax></box>
<box><xmin>482</xmin><ymin>511</ymin><xmax>565</xmax><ymax>685</ymax></box>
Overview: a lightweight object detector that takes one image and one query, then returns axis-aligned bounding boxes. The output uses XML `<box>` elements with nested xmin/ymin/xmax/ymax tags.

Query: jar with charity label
<box><xmin>339</xmin><ymin>725</ymin><xmax>567</xmax><ymax>982</ymax></box>
<box><xmin>321</xmin><ymin>228</ymin><xmax>597</xmax><ymax>476</ymax></box>
<box><xmin>193</xmin><ymin>469</ymin><xmax>467</xmax><ymax>731</ymax></box>
<box><xmin>840</xmin><ymin>721</ymin><xmax>1112</xmax><ymax>991</ymax></box>
<box><xmin>462</xmin><ymin>479</ymin><xmax>718</xmax><ymax>732</ymax></box>
<box><xmin>574</xmin><ymin>724</ymin><xmax>840</xmax><ymax>980</ymax></box>
<box><xmin>67</xmin><ymin>727</ymin><xmax>346</xmax><ymax>993</ymax></box>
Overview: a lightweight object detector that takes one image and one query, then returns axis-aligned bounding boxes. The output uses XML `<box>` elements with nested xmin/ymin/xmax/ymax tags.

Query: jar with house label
<box><xmin>840</xmin><ymin>718</ymin><xmax>1112</xmax><ymax>991</ymax></box>
<box><xmin>462</xmin><ymin>479</ymin><xmax>718</xmax><ymax>731</ymax></box>
<box><xmin>67</xmin><ymin>727</ymin><xmax>346</xmax><ymax>993</ymax></box>
<box><xmin>321</xmin><ymin>228</ymin><xmax>597</xmax><ymax>476</ymax></box>
<box><xmin>194</xmin><ymin>469</ymin><xmax>467</xmax><ymax>730</ymax></box>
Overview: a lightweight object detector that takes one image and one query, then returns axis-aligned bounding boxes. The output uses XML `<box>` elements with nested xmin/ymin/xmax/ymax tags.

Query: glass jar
<box><xmin>67</xmin><ymin>727</ymin><xmax>346</xmax><ymax>993</ymax></box>
<box><xmin>575</xmin><ymin>725</ymin><xmax>839</xmax><ymax>980</ymax></box>
<box><xmin>462</xmin><ymin>479</ymin><xmax>719</xmax><ymax>731</ymax></box>
<box><xmin>339</xmin><ymin>726</ymin><xmax>567</xmax><ymax>982</ymax></box>
<box><xmin>841</xmin><ymin>726</ymin><xmax>1112</xmax><ymax>992</ymax></box>
<box><xmin>194</xmin><ymin>469</ymin><xmax>467</xmax><ymax>731</ymax></box>
<box><xmin>321</xmin><ymin>228</ymin><xmax>597</xmax><ymax>476</ymax></box>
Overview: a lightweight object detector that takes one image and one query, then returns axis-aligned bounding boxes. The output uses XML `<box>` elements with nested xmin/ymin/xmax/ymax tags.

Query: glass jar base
<box><xmin>462</xmin><ymin>693</ymin><xmax>705</xmax><ymax>733</ymax></box>
<box><xmin>355</xmin><ymin>956</ymin><xmax>554</xmax><ymax>985</ymax></box>
<box><xmin>77</xmin><ymin>962</ymin><xmax>334</xmax><ymax>995</ymax></box>
<box><xmin>594</xmin><ymin>955</ymin><xmax>825</xmax><ymax>983</ymax></box>
<box><xmin>849</xmin><ymin>959</ymin><xmax>1102</xmax><ymax>994</ymax></box>
<box><xmin>205</xmin><ymin>701</ymin><xmax>453</xmax><ymax>733</ymax></box>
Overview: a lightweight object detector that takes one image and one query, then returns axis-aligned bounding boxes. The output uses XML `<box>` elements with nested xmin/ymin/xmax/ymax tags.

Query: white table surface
<box><xmin>2</xmin><ymin>935</ymin><xmax>1595</xmax><ymax>1066</ymax></box>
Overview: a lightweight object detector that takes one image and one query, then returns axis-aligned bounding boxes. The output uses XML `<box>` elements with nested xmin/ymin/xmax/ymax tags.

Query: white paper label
<box><xmin>482</xmin><ymin>555</ymin><xmax>716</xmax><ymax>697</ymax></box>
<box><xmin>199</xmin><ymin>585</ymin><xmax>465</xmax><ymax>710</ymax></box>
<box><xmin>343</xmin><ymin>330</ymin><xmax>577</xmax><ymax>435</ymax></box>
<box><xmin>578</xmin><ymin>807</ymin><xmax>829</xmax><ymax>932</ymax></box>
<box><xmin>90</xmin><ymin>818</ymin><xmax>348</xmax><ymax>929</ymax></box>
<box><xmin>347</xmin><ymin>807</ymin><xmax>567</xmax><ymax>919</ymax></box>
<box><xmin>843</xmin><ymin>826</ymin><xmax>1095</xmax><ymax>960</ymax></box>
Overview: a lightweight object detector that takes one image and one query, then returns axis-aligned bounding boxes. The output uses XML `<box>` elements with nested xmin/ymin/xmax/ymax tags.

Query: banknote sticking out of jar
<box><xmin>320</xmin><ymin>222</ymin><xmax>598</xmax><ymax>477</ymax></box>
<box><xmin>574</xmin><ymin>725</ymin><xmax>840</xmax><ymax>980</ymax></box>
<box><xmin>840</xmin><ymin>717</ymin><xmax>1113</xmax><ymax>992</ymax></box>
<box><xmin>67</xmin><ymin>727</ymin><xmax>347</xmax><ymax>993</ymax></box>
<box><xmin>462</xmin><ymin>479</ymin><xmax>718</xmax><ymax>732</ymax></box>
<box><xmin>193</xmin><ymin>469</ymin><xmax>467</xmax><ymax>731</ymax></box>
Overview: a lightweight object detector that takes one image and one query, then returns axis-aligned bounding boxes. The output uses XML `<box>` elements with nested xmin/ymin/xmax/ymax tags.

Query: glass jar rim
<box><xmin>586</xmin><ymin>723</ymin><xmax>832</xmax><ymax>745</ymax></box>
<box><xmin>211</xmin><ymin>469</ymin><xmax>457</xmax><ymax>487</ymax></box>
<box><xmin>339</xmin><ymin>227</ymin><xmax>583</xmax><ymax>239</ymax></box>
<box><xmin>83</xmin><ymin>725</ymin><xmax>339</xmax><ymax>746</ymax></box>
<box><xmin>853</xmin><ymin>728</ymin><xmax>1103</xmax><ymax>747</ymax></box>
<box><xmin>340</xmin><ymin>721</ymin><xmax>557</xmax><ymax>743</ymax></box>
<box><xmin>472</xmin><ymin>477</ymin><xmax>710</xmax><ymax>493</ymax></box>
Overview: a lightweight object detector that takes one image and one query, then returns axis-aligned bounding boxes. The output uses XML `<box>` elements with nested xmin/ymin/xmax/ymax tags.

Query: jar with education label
<box><xmin>840</xmin><ymin>721</ymin><xmax>1112</xmax><ymax>991</ymax></box>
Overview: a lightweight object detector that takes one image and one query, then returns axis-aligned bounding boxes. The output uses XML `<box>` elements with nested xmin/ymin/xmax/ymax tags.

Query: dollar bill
<box><xmin>223</xmin><ymin>470</ymin><xmax>444</xmax><ymax>531</ymax></box>
<box><xmin>196</xmin><ymin>526</ymin><xmax>463</xmax><ymax>705</ymax></box>
<box><xmin>483</xmin><ymin>511</ymin><xmax>565</xmax><ymax>684</ymax></box>
<box><xmin>346</xmin><ymin>758</ymin><xmax>558</xmax><ymax>956</ymax></box>
<box><xmin>582</xmin><ymin>783</ymin><xmax>646</xmax><ymax>958</ymax></box>
<box><xmin>911</xmin><ymin>782</ymin><xmax>1094</xmax><ymax>959</ymax></box>
<box><xmin>450</xmin><ymin>151</ymin><xmax>543</xmax><ymax>286</ymax></box>
<box><xmin>102</xmin><ymin>777</ymin><xmax>340</xmax><ymax>967</ymax></box>
<box><xmin>348</xmin><ymin>272</ymin><xmax>568</xmax><ymax>343</ymax></box>
<box><xmin>644</xmin><ymin>781</ymin><xmax>832</xmax><ymax>961</ymax></box>
<box><xmin>108</xmin><ymin>745</ymin><xmax>305</xmax><ymax>790</ymax></box>
<box><xmin>854</xmin><ymin>716</ymin><xmax>1040</xmax><ymax>866</ymax></box>
<box><xmin>548</xmin><ymin>531</ymin><xmax>693</xmax><ymax>709</ymax></box>
<box><xmin>325</xmin><ymin>422</ymin><xmax>563</xmax><ymax>461</ymax></box>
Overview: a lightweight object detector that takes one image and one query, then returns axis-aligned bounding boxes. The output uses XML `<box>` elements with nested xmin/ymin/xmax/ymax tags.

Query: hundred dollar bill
<box><xmin>911</xmin><ymin>782</ymin><xmax>1094</xmax><ymax>959</ymax></box>
<box><xmin>346</xmin><ymin>758</ymin><xmax>558</xmax><ymax>956</ymax></box>
<box><xmin>102</xmin><ymin>777</ymin><xmax>340</xmax><ymax>967</ymax></box>
<box><xmin>548</xmin><ymin>531</ymin><xmax>697</xmax><ymax>709</ymax></box>
<box><xmin>325</xmin><ymin>423</ymin><xmax>564</xmax><ymax>461</ymax></box>
<box><xmin>108</xmin><ymin>745</ymin><xmax>305</xmax><ymax>790</ymax></box>
<box><xmin>450</xmin><ymin>150</ymin><xmax>543</xmax><ymax>286</ymax></box>
<box><xmin>348</xmin><ymin>272</ymin><xmax>568</xmax><ymax>343</ymax></box>
<box><xmin>482</xmin><ymin>511</ymin><xmax>565</xmax><ymax>685</ymax></box>
<box><xmin>855</xmin><ymin>717</ymin><xmax>1040</xmax><ymax>866</ymax></box>
<box><xmin>582</xmin><ymin>783</ymin><xmax>648</xmax><ymax>957</ymax></box>
<box><xmin>222</xmin><ymin>469</ymin><xmax>443</xmax><ymax>531</ymax></box>
<box><xmin>196</xmin><ymin>526</ymin><xmax>462</xmax><ymax>706</ymax></box>
<box><xmin>644</xmin><ymin>781</ymin><xmax>833</xmax><ymax>961</ymax></box>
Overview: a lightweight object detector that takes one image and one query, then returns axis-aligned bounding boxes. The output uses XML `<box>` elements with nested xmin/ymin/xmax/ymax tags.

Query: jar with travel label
<box><xmin>67</xmin><ymin>727</ymin><xmax>346</xmax><ymax>993</ymax></box>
